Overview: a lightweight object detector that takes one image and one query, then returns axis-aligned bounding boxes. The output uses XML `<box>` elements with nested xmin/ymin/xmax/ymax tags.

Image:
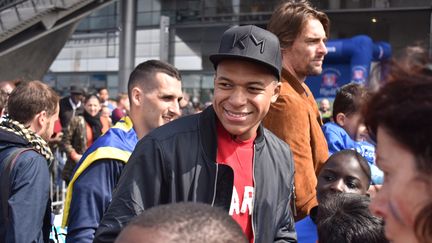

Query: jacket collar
<box><xmin>198</xmin><ymin>106</ymin><xmax>265</xmax><ymax>161</ymax></box>
<box><xmin>0</xmin><ymin>129</ymin><xmax>30</xmax><ymax>150</ymax></box>
<box><xmin>282</xmin><ymin>68</ymin><xmax>308</xmax><ymax>96</ymax></box>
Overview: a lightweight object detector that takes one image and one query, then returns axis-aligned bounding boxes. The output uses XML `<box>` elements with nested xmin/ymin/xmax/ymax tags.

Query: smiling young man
<box><xmin>263</xmin><ymin>0</ymin><xmax>330</xmax><ymax>221</ymax></box>
<box><xmin>94</xmin><ymin>25</ymin><xmax>297</xmax><ymax>243</ymax></box>
<box><xmin>62</xmin><ymin>60</ymin><xmax>183</xmax><ymax>243</ymax></box>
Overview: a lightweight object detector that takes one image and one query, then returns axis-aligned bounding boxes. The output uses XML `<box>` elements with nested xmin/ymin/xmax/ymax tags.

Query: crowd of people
<box><xmin>0</xmin><ymin>1</ymin><xmax>431</xmax><ymax>243</ymax></box>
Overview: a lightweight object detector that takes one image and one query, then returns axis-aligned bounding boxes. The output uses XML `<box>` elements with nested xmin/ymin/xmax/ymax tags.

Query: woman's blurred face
<box><xmin>370</xmin><ymin>126</ymin><xmax>430</xmax><ymax>243</ymax></box>
<box><xmin>84</xmin><ymin>96</ymin><xmax>101</xmax><ymax>117</ymax></box>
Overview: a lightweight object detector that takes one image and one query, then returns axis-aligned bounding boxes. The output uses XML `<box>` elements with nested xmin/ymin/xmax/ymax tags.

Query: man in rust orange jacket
<box><xmin>263</xmin><ymin>1</ymin><xmax>329</xmax><ymax>221</ymax></box>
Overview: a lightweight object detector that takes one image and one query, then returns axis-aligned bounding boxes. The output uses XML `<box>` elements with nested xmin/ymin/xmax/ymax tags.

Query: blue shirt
<box><xmin>63</xmin><ymin>117</ymin><xmax>138</xmax><ymax>243</ymax></box>
<box><xmin>296</xmin><ymin>215</ymin><xmax>317</xmax><ymax>243</ymax></box>
<box><xmin>322</xmin><ymin>122</ymin><xmax>383</xmax><ymax>184</ymax></box>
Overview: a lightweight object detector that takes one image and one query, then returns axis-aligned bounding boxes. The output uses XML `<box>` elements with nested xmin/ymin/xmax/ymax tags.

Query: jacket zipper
<box><xmin>251</xmin><ymin>144</ymin><xmax>256</xmax><ymax>243</ymax></box>
<box><xmin>292</xmin><ymin>184</ymin><xmax>297</xmax><ymax>217</ymax></box>
<box><xmin>211</xmin><ymin>163</ymin><xmax>219</xmax><ymax>206</ymax></box>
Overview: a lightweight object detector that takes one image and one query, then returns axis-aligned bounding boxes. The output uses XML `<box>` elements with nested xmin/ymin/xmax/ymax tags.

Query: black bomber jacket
<box><xmin>94</xmin><ymin>106</ymin><xmax>297</xmax><ymax>243</ymax></box>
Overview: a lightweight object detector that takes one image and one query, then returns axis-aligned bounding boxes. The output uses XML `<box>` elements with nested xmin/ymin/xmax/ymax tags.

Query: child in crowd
<box><xmin>101</xmin><ymin>105</ymin><xmax>113</xmax><ymax>125</ymax></box>
<box><xmin>321</xmin><ymin>82</ymin><xmax>383</xmax><ymax>184</ymax></box>
<box><xmin>111</xmin><ymin>92</ymin><xmax>129</xmax><ymax>124</ymax></box>
<box><xmin>316</xmin><ymin>193</ymin><xmax>388</xmax><ymax>243</ymax></box>
<box><xmin>296</xmin><ymin>150</ymin><xmax>371</xmax><ymax>243</ymax></box>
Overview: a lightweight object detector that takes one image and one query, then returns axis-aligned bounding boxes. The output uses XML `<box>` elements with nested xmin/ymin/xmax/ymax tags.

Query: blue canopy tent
<box><xmin>305</xmin><ymin>35</ymin><xmax>391</xmax><ymax>100</ymax></box>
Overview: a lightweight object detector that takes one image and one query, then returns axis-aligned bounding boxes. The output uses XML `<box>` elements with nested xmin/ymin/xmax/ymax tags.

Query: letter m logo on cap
<box><xmin>232</xmin><ymin>33</ymin><xmax>266</xmax><ymax>54</ymax></box>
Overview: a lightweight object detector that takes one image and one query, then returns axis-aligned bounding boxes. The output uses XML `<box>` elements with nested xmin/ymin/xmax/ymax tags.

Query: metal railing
<box><xmin>51</xmin><ymin>174</ymin><xmax>67</xmax><ymax>214</ymax></box>
<box><xmin>49</xmin><ymin>148</ymin><xmax>66</xmax><ymax>215</ymax></box>
<box><xmin>0</xmin><ymin>0</ymin><xmax>66</xmax><ymax>32</ymax></box>
<box><xmin>0</xmin><ymin>0</ymin><xmax>27</xmax><ymax>11</ymax></box>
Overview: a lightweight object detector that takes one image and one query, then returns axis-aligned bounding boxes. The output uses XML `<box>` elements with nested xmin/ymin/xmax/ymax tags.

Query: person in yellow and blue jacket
<box><xmin>62</xmin><ymin>60</ymin><xmax>183</xmax><ymax>243</ymax></box>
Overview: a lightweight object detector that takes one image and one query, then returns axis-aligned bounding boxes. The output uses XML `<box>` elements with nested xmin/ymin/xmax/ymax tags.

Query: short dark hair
<box><xmin>332</xmin><ymin>82</ymin><xmax>368</xmax><ymax>121</ymax></box>
<box><xmin>97</xmin><ymin>87</ymin><xmax>108</xmax><ymax>93</ymax></box>
<box><xmin>123</xmin><ymin>202</ymin><xmax>247</xmax><ymax>243</ymax></box>
<box><xmin>8</xmin><ymin>80</ymin><xmax>59</xmax><ymax>124</ymax></box>
<box><xmin>317</xmin><ymin>193</ymin><xmax>388</xmax><ymax>243</ymax></box>
<box><xmin>267</xmin><ymin>0</ymin><xmax>330</xmax><ymax>49</ymax></box>
<box><xmin>127</xmin><ymin>60</ymin><xmax>181</xmax><ymax>98</ymax></box>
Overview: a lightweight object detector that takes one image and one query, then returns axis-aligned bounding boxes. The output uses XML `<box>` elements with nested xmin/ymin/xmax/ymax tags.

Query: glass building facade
<box><xmin>46</xmin><ymin>0</ymin><xmax>431</xmax><ymax>101</ymax></box>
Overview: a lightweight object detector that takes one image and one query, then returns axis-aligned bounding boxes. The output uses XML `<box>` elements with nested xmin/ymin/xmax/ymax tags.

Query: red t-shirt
<box><xmin>216</xmin><ymin>122</ymin><xmax>255</xmax><ymax>242</ymax></box>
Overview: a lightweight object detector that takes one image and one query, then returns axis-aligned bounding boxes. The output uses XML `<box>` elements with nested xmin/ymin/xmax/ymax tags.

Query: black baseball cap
<box><xmin>70</xmin><ymin>85</ymin><xmax>84</xmax><ymax>95</ymax></box>
<box><xmin>210</xmin><ymin>25</ymin><xmax>282</xmax><ymax>81</ymax></box>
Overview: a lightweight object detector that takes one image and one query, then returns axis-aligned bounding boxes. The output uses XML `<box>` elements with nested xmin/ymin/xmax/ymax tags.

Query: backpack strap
<box><xmin>0</xmin><ymin>148</ymin><xmax>35</xmax><ymax>226</ymax></box>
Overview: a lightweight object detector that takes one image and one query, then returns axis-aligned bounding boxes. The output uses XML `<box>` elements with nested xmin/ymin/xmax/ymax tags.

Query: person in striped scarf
<box><xmin>0</xmin><ymin>80</ymin><xmax>60</xmax><ymax>243</ymax></box>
